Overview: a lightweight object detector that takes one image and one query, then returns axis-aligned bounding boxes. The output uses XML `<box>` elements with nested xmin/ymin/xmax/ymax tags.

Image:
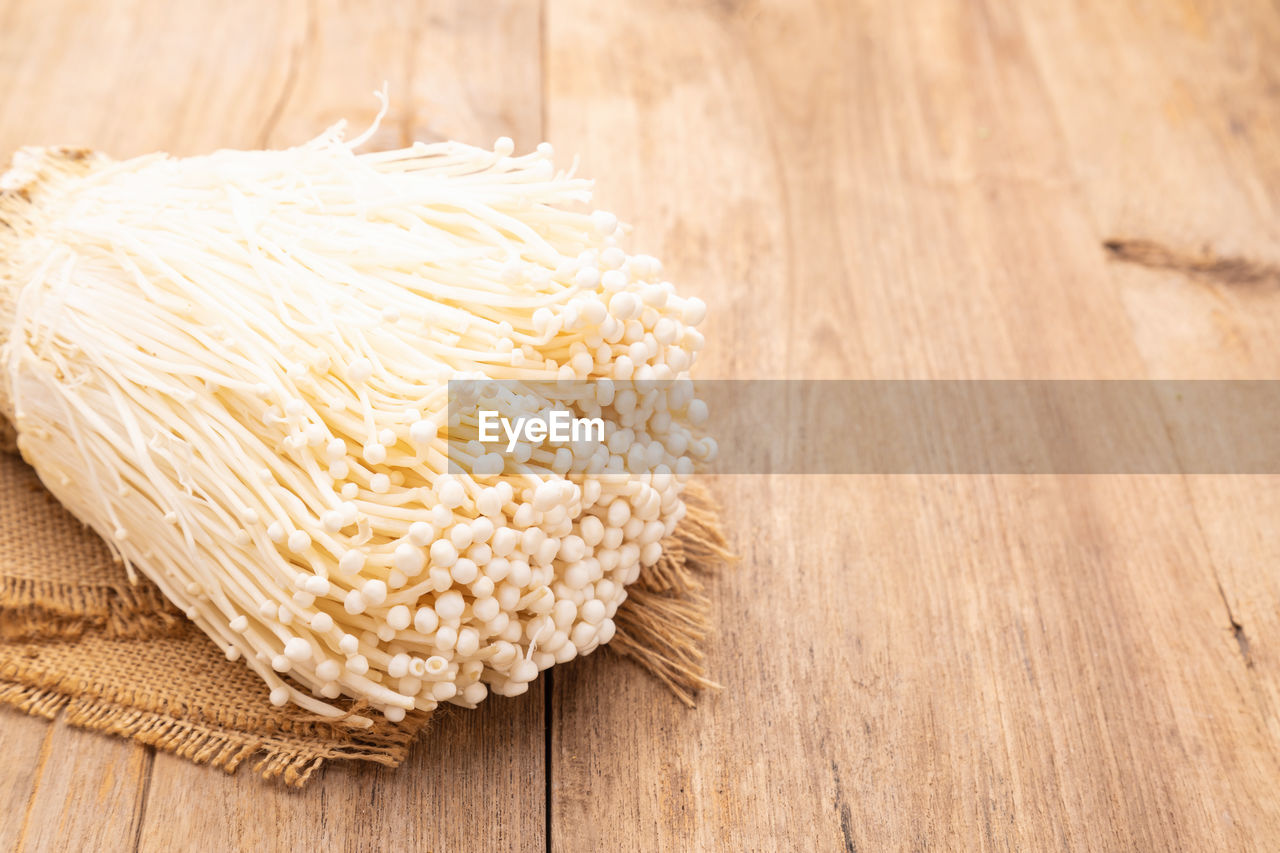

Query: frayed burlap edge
<box><xmin>607</xmin><ymin>480</ymin><xmax>733</xmax><ymax>706</ymax></box>
<box><xmin>0</xmin><ymin>679</ymin><xmax>425</xmax><ymax>786</ymax></box>
<box><xmin>0</xmin><ymin>576</ymin><xmax>180</xmax><ymax>640</ymax></box>
<box><xmin>0</xmin><ymin>479</ymin><xmax>729</xmax><ymax>786</ymax></box>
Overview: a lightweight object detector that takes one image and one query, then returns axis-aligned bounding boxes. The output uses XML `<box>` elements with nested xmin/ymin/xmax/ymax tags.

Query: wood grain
<box><xmin>544</xmin><ymin>0</ymin><xmax>1280</xmax><ymax>850</ymax></box>
<box><xmin>4</xmin><ymin>0</ymin><xmax>1280</xmax><ymax>850</ymax></box>
<box><xmin>13</xmin><ymin>726</ymin><xmax>151</xmax><ymax>852</ymax></box>
<box><xmin>0</xmin><ymin>714</ymin><xmax>54</xmax><ymax>852</ymax></box>
<box><xmin>136</xmin><ymin>693</ymin><xmax>545</xmax><ymax>853</ymax></box>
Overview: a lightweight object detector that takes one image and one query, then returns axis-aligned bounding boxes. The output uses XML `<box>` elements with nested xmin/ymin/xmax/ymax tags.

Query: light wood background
<box><xmin>3</xmin><ymin>0</ymin><xmax>1280</xmax><ymax>850</ymax></box>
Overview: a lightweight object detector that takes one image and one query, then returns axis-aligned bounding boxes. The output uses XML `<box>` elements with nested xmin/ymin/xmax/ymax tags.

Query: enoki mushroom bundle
<box><xmin>0</xmin><ymin>111</ymin><xmax>711</xmax><ymax>726</ymax></box>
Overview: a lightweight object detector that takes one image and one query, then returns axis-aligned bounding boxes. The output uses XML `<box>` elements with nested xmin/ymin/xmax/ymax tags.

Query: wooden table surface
<box><xmin>4</xmin><ymin>0</ymin><xmax>1280</xmax><ymax>850</ymax></box>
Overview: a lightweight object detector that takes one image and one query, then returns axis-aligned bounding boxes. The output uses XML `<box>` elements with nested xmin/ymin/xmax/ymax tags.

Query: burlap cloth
<box><xmin>0</xmin><ymin>427</ymin><xmax>727</xmax><ymax>786</ymax></box>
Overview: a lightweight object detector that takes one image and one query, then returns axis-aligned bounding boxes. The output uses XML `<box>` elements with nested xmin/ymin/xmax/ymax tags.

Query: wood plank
<box><xmin>1015</xmin><ymin>0</ymin><xmax>1280</xmax><ymax>785</ymax></box>
<box><xmin>0</xmin><ymin>0</ymin><xmax>543</xmax><ymax>162</ymax></box>
<box><xmin>1018</xmin><ymin>0</ymin><xmax>1280</xmax><ymax>819</ymax></box>
<box><xmin>14</xmin><ymin>725</ymin><xmax>151</xmax><ymax>853</ymax></box>
<box><xmin>0</xmin><ymin>0</ymin><xmax>300</xmax><ymax>160</ymax></box>
<box><xmin>546</xmin><ymin>0</ymin><xmax>1280</xmax><ymax>849</ymax></box>
<box><xmin>0</xmin><ymin>714</ymin><xmax>53</xmax><ymax>851</ymax></box>
<box><xmin>136</xmin><ymin>688</ymin><xmax>545</xmax><ymax>853</ymax></box>
<box><xmin>0</xmin><ymin>1</ymin><xmax>546</xmax><ymax>849</ymax></box>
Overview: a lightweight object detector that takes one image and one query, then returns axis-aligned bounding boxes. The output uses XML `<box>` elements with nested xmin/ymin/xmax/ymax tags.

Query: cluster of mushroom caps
<box><xmin>0</xmin><ymin>124</ymin><xmax>711</xmax><ymax>725</ymax></box>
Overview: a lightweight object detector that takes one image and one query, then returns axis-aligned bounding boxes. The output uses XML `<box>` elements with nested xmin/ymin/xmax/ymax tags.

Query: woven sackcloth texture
<box><xmin>0</xmin><ymin>442</ymin><xmax>727</xmax><ymax>786</ymax></box>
